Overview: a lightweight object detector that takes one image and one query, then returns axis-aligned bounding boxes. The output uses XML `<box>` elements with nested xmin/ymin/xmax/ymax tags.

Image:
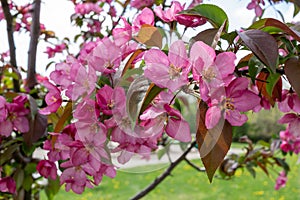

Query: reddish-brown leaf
<box><xmin>256</xmin><ymin>71</ymin><xmax>282</xmax><ymax>106</ymax></box>
<box><xmin>121</xmin><ymin>49</ymin><xmax>145</xmax><ymax>77</ymax></box>
<box><xmin>285</xmin><ymin>57</ymin><xmax>300</xmax><ymax>97</ymax></box>
<box><xmin>24</xmin><ymin>113</ymin><xmax>47</xmax><ymax>146</ymax></box>
<box><xmin>196</xmin><ymin>100</ymin><xmax>232</xmax><ymax>182</ymax></box>
<box><xmin>238</xmin><ymin>30</ymin><xmax>278</xmax><ymax>73</ymax></box>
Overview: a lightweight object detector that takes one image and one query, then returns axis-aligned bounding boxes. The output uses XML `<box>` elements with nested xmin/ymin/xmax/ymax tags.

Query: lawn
<box><xmin>41</xmin><ymin>147</ymin><xmax>300</xmax><ymax>200</ymax></box>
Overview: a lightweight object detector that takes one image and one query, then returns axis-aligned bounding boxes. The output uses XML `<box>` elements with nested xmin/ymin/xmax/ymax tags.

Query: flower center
<box><xmin>202</xmin><ymin>67</ymin><xmax>216</xmax><ymax>82</ymax></box>
<box><xmin>224</xmin><ymin>98</ymin><xmax>235</xmax><ymax>110</ymax></box>
<box><xmin>169</xmin><ymin>64</ymin><xmax>181</xmax><ymax>80</ymax></box>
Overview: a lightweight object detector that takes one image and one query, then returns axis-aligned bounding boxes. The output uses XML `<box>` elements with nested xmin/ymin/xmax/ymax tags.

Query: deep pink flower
<box><xmin>96</xmin><ymin>85</ymin><xmax>114</xmax><ymax>115</ymax></box>
<box><xmin>60</xmin><ymin>166</ymin><xmax>93</xmax><ymax>194</ymax></box>
<box><xmin>188</xmin><ymin>0</ymin><xmax>203</xmax><ymax>9</ymax></box>
<box><xmin>205</xmin><ymin>78</ymin><xmax>261</xmax><ymax>129</ymax></box>
<box><xmin>0</xmin><ymin>95</ymin><xmax>30</xmax><ymax>137</ymax></box>
<box><xmin>175</xmin><ymin>14</ymin><xmax>206</xmax><ymax>27</ymax></box>
<box><xmin>130</xmin><ymin>0</ymin><xmax>154</xmax><ymax>9</ymax></box>
<box><xmin>0</xmin><ymin>177</ymin><xmax>16</xmax><ymax>194</ymax></box>
<box><xmin>164</xmin><ymin>104</ymin><xmax>191</xmax><ymax>142</ymax></box>
<box><xmin>144</xmin><ymin>40</ymin><xmax>190</xmax><ymax>92</ymax></box>
<box><xmin>39</xmin><ymin>80</ymin><xmax>62</xmax><ymax>115</ymax></box>
<box><xmin>275</xmin><ymin>171</ymin><xmax>287</xmax><ymax>190</ymax></box>
<box><xmin>247</xmin><ymin>0</ymin><xmax>265</xmax><ymax>17</ymax></box>
<box><xmin>280</xmin><ymin>141</ymin><xmax>293</xmax><ymax>153</ymax></box>
<box><xmin>37</xmin><ymin>160</ymin><xmax>57</xmax><ymax>180</ymax></box>
<box><xmin>190</xmin><ymin>41</ymin><xmax>236</xmax><ymax>101</ymax></box>
<box><xmin>0</xmin><ymin>96</ymin><xmax>7</xmax><ymax>122</ymax></box>
<box><xmin>278</xmin><ymin>89</ymin><xmax>300</xmax><ymax>113</ymax></box>
<box><xmin>154</xmin><ymin>1</ymin><xmax>184</xmax><ymax>23</ymax></box>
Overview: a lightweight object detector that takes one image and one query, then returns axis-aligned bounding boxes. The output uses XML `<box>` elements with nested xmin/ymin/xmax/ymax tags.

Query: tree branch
<box><xmin>26</xmin><ymin>0</ymin><xmax>41</xmax><ymax>89</ymax></box>
<box><xmin>184</xmin><ymin>158</ymin><xmax>206</xmax><ymax>172</ymax></box>
<box><xmin>130</xmin><ymin>141</ymin><xmax>197</xmax><ymax>200</ymax></box>
<box><xmin>1</xmin><ymin>0</ymin><xmax>20</xmax><ymax>92</ymax></box>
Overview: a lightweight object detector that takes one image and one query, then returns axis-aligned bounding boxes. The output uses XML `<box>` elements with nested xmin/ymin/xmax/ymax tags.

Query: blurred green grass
<box><xmin>40</xmin><ymin>148</ymin><xmax>300</xmax><ymax>200</ymax></box>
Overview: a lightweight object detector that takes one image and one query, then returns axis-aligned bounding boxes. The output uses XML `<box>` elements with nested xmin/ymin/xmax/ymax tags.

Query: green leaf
<box><xmin>266</xmin><ymin>73</ymin><xmax>281</xmax><ymax>96</ymax></box>
<box><xmin>246</xmin><ymin>164</ymin><xmax>256</xmax><ymax>178</ymax></box>
<box><xmin>23</xmin><ymin>175</ymin><xmax>33</xmax><ymax>191</ymax></box>
<box><xmin>45</xmin><ymin>177</ymin><xmax>61</xmax><ymax>200</ymax></box>
<box><xmin>196</xmin><ymin>100</ymin><xmax>232</xmax><ymax>182</ymax></box>
<box><xmin>0</xmin><ymin>143</ymin><xmax>21</xmax><ymax>165</ymax></box>
<box><xmin>139</xmin><ymin>83</ymin><xmax>164</xmax><ymax>115</ymax></box>
<box><xmin>14</xmin><ymin>169</ymin><xmax>24</xmax><ymax>190</ymax></box>
<box><xmin>248</xmin><ymin>18</ymin><xmax>300</xmax><ymax>42</ymax></box>
<box><xmin>238</xmin><ymin>30</ymin><xmax>279</xmax><ymax>73</ymax></box>
<box><xmin>189</xmin><ymin>4</ymin><xmax>229</xmax><ymax>31</ymax></box>
<box><xmin>285</xmin><ymin>57</ymin><xmax>300</xmax><ymax>97</ymax></box>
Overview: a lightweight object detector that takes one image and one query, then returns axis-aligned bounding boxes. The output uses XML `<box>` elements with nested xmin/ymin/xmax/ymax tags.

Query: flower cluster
<box><xmin>0</xmin><ymin>95</ymin><xmax>29</xmax><ymax>137</ymax></box>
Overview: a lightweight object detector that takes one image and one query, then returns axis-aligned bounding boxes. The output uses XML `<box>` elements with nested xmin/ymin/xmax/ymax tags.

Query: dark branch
<box><xmin>184</xmin><ymin>158</ymin><xmax>206</xmax><ymax>172</ymax></box>
<box><xmin>1</xmin><ymin>0</ymin><xmax>20</xmax><ymax>92</ymax></box>
<box><xmin>26</xmin><ymin>0</ymin><xmax>41</xmax><ymax>89</ymax></box>
<box><xmin>130</xmin><ymin>141</ymin><xmax>197</xmax><ymax>200</ymax></box>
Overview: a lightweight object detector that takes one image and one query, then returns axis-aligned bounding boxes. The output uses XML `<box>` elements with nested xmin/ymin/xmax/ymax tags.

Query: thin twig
<box><xmin>1</xmin><ymin>0</ymin><xmax>20</xmax><ymax>92</ymax></box>
<box><xmin>27</xmin><ymin>0</ymin><xmax>41</xmax><ymax>89</ymax></box>
<box><xmin>184</xmin><ymin>157</ymin><xmax>205</xmax><ymax>172</ymax></box>
<box><xmin>130</xmin><ymin>141</ymin><xmax>197</xmax><ymax>200</ymax></box>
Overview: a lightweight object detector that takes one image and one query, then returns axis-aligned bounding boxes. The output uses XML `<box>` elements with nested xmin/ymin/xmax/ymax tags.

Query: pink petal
<box><xmin>278</xmin><ymin>113</ymin><xmax>297</xmax><ymax>124</ymax></box>
<box><xmin>205</xmin><ymin>106</ymin><xmax>221</xmax><ymax>129</ymax></box>
<box><xmin>190</xmin><ymin>41</ymin><xmax>215</xmax><ymax>68</ymax></box>
<box><xmin>0</xmin><ymin>120</ymin><xmax>14</xmax><ymax>137</ymax></box>
<box><xmin>168</xmin><ymin>40</ymin><xmax>189</xmax><ymax>69</ymax></box>
<box><xmin>226</xmin><ymin>110</ymin><xmax>248</xmax><ymax>126</ymax></box>
<box><xmin>166</xmin><ymin>117</ymin><xmax>191</xmax><ymax>142</ymax></box>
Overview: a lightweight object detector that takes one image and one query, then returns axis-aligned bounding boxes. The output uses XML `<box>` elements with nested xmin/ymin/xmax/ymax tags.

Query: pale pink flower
<box><xmin>190</xmin><ymin>41</ymin><xmax>236</xmax><ymax>101</ymax></box>
<box><xmin>113</xmin><ymin>17</ymin><xmax>132</xmax><ymax>46</ymax></box>
<box><xmin>75</xmin><ymin>3</ymin><xmax>102</xmax><ymax>15</ymax></box>
<box><xmin>154</xmin><ymin>1</ymin><xmax>184</xmax><ymax>23</ymax></box>
<box><xmin>132</xmin><ymin>7</ymin><xmax>154</xmax><ymax>32</ymax></box>
<box><xmin>39</xmin><ymin>80</ymin><xmax>62</xmax><ymax>115</ymax></box>
<box><xmin>144</xmin><ymin>40</ymin><xmax>190</xmax><ymax>92</ymax></box>
<box><xmin>205</xmin><ymin>78</ymin><xmax>261</xmax><ymax>129</ymax></box>
<box><xmin>37</xmin><ymin>160</ymin><xmax>57</xmax><ymax>180</ymax></box>
<box><xmin>278</xmin><ymin>113</ymin><xmax>300</xmax><ymax>137</ymax></box>
<box><xmin>275</xmin><ymin>171</ymin><xmax>287</xmax><ymax>190</ymax></box>
<box><xmin>88</xmin><ymin>37</ymin><xmax>122</xmax><ymax>74</ymax></box>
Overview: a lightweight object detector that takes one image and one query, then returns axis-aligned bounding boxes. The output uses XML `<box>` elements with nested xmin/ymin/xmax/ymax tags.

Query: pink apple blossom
<box><xmin>144</xmin><ymin>40</ymin><xmax>190</xmax><ymax>92</ymax></box>
<box><xmin>88</xmin><ymin>37</ymin><xmax>122</xmax><ymax>74</ymax></box>
<box><xmin>96</xmin><ymin>85</ymin><xmax>114</xmax><ymax>116</ymax></box>
<box><xmin>39</xmin><ymin>80</ymin><xmax>62</xmax><ymax>115</ymax></box>
<box><xmin>275</xmin><ymin>171</ymin><xmax>287</xmax><ymax>190</ymax></box>
<box><xmin>247</xmin><ymin>0</ymin><xmax>265</xmax><ymax>17</ymax></box>
<box><xmin>154</xmin><ymin>1</ymin><xmax>184</xmax><ymax>23</ymax></box>
<box><xmin>37</xmin><ymin>160</ymin><xmax>57</xmax><ymax>180</ymax></box>
<box><xmin>175</xmin><ymin>14</ymin><xmax>207</xmax><ymax>27</ymax></box>
<box><xmin>205</xmin><ymin>78</ymin><xmax>261</xmax><ymax>129</ymax></box>
<box><xmin>278</xmin><ymin>89</ymin><xmax>300</xmax><ymax>113</ymax></box>
<box><xmin>132</xmin><ymin>7</ymin><xmax>154</xmax><ymax>32</ymax></box>
<box><xmin>130</xmin><ymin>0</ymin><xmax>154</xmax><ymax>9</ymax></box>
<box><xmin>0</xmin><ymin>177</ymin><xmax>16</xmax><ymax>194</ymax></box>
<box><xmin>190</xmin><ymin>41</ymin><xmax>236</xmax><ymax>101</ymax></box>
<box><xmin>75</xmin><ymin>2</ymin><xmax>102</xmax><ymax>15</ymax></box>
<box><xmin>0</xmin><ymin>95</ymin><xmax>30</xmax><ymax>137</ymax></box>
<box><xmin>278</xmin><ymin>113</ymin><xmax>300</xmax><ymax>137</ymax></box>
